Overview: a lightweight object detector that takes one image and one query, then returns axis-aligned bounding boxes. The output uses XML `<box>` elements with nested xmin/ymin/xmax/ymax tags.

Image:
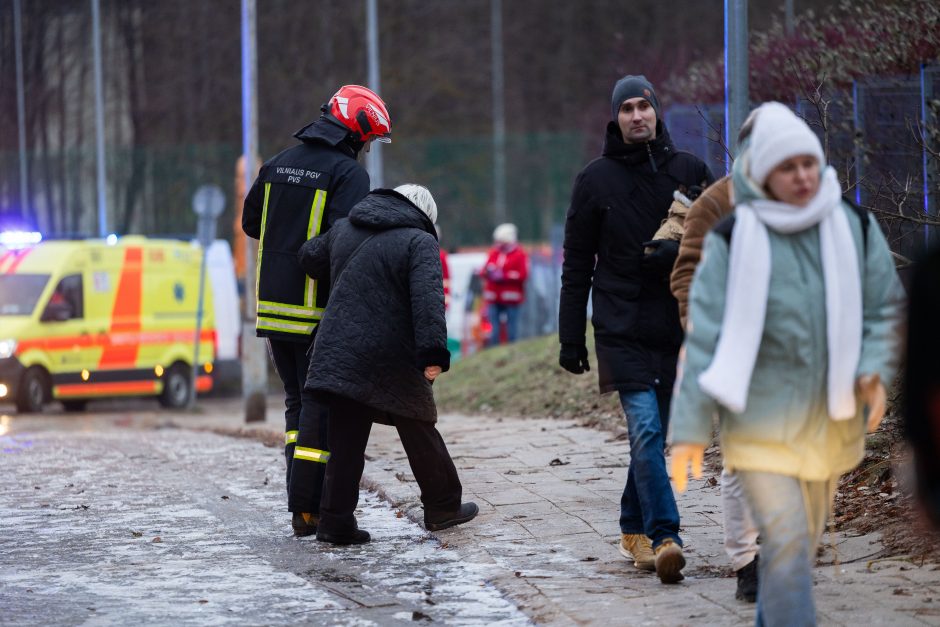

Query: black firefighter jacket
<box><xmin>299</xmin><ymin>190</ymin><xmax>451</xmax><ymax>423</ymax></box>
<box><xmin>242</xmin><ymin>117</ymin><xmax>370</xmax><ymax>342</ymax></box>
<box><xmin>559</xmin><ymin>120</ymin><xmax>715</xmax><ymax>394</ymax></box>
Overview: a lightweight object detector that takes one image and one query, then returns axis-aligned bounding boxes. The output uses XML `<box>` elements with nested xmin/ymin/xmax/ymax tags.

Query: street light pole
<box><xmin>491</xmin><ymin>0</ymin><xmax>507</xmax><ymax>225</ymax></box>
<box><xmin>91</xmin><ymin>0</ymin><xmax>108</xmax><ymax>236</ymax></box>
<box><xmin>365</xmin><ymin>0</ymin><xmax>384</xmax><ymax>189</ymax></box>
<box><xmin>13</xmin><ymin>0</ymin><xmax>29</xmax><ymax>221</ymax></box>
<box><xmin>724</xmin><ymin>0</ymin><xmax>749</xmax><ymax>165</ymax></box>
<box><xmin>240</xmin><ymin>0</ymin><xmax>267</xmax><ymax>422</ymax></box>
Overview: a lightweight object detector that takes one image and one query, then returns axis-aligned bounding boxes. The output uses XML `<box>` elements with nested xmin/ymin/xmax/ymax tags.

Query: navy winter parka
<box><xmin>559</xmin><ymin>120</ymin><xmax>715</xmax><ymax>393</ymax></box>
<box><xmin>242</xmin><ymin>117</ymin><xmax>369</xmax><ymax>342</ymax></box>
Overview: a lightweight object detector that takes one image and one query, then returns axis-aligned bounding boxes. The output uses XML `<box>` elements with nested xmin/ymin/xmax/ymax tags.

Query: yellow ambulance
<box><xmin>0</xmin><ymin>235</ymin><xmax>219</xmax><ymax>413</ymax></box>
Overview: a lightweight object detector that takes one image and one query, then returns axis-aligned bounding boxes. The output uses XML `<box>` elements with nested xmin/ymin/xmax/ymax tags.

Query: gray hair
<box><xmin>394</xmin><ymin>184</ymin><xmax>438</xmax><ymax>224</ymax></box>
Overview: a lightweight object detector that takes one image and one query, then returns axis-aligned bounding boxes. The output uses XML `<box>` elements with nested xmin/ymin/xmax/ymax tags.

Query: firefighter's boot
<box><xmin>291</xmin><ymin>512</ymin><xmax>318</xmax><ymax>537</ymax></box>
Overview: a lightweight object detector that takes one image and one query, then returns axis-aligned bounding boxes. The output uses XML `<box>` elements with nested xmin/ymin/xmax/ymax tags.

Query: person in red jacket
<box><xmin>437</xmin><ymin>225</ymin><xmax>450</xmax><ymax>311</ymax></box>
<box><xmin>482</xmin><ymin>223</ymin><xmax>528</xmax><ymax>346</ymax></box>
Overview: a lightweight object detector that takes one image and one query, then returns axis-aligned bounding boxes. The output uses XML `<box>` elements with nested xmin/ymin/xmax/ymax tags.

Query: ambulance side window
<box><xmin>42</xmin><ymin>274</ymin><xmax>83</xmax><ymax>321</ymax></box>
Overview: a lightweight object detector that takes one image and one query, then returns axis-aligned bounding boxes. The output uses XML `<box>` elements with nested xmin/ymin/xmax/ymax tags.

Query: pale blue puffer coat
<box><xmin>669</xmin><ymin>162</ymin><xmax>905</xmax><ymax>481</ymax></box>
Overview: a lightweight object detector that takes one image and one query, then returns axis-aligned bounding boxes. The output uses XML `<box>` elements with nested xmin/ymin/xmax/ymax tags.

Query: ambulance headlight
<box><xmin>0</xmin><ymin>339</ymin><xmax>17</xmax><ymax>359</ymax></box>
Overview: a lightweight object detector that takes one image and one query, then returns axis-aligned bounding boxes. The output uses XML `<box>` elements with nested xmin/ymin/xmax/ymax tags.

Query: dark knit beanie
<box><xmin>610</xmin><ymin>75</ymin><xmax>660</xmax><ymax>121</ymax></box>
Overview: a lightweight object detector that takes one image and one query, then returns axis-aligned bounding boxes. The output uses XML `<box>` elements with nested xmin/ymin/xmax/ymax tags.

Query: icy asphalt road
<box><xmin>0</xmin><ymin>423</ymin><xmax>528</xmax><ymax>626</ymax></box>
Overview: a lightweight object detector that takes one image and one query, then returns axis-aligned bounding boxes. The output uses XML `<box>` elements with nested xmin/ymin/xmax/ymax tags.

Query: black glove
<box><xmin>559</xmin><ymin>343</ymin><xmax>590</xmax><ymax>374</ymax></box>
<box><xmin>641</xmin><ymin>239</ymin><xmax>680</xmax><ymax>277</ymax></box>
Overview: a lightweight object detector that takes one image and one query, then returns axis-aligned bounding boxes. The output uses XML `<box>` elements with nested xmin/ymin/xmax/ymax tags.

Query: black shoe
<box><xmin>315</xmin><ymin>527</ymin><xmax>371</xmax><ymax>545</ymax></box>
<box><xmin>735</xmin><ymin>556</ymin><xmax>759</xmax><ymax>603</ymax></box>
<box><xmin>291</xmin><ymin>512</ymin><xmax>318</xmax><ymax>537</ymax></box>
<box><xmin>425</xmin><ymin>502</ymin><xmax>479</xmax><ymax>531</ymax></box>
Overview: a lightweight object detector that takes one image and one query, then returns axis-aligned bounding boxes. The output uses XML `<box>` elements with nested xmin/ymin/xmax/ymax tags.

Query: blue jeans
<box><xmin>487</xmin><ymin>303</ymin><xmax>520</xmax><ymax>346</ymax></box>
<box><xmin>737</xmin><ymin>471</ymin><xmax>835</xmax><ymax>627</ymax></box>
<box><xmin>619</xmin><ymin>388</ymin><xmax>681</xmax><ymax>549</ymax></box>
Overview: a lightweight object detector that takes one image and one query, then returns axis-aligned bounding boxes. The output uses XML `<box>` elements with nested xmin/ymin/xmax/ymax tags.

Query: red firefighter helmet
<box><xmin>326</xmin><ymin>85</ymin><xmax>392</xmax><ymax>143</ymax></box>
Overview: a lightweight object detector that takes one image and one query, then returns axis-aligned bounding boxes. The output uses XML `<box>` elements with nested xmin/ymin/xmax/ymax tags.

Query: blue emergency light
<box><xmin>0</xmin><ymin>230</ymin><xmax>42</xmax><ymax>249</ymax></box>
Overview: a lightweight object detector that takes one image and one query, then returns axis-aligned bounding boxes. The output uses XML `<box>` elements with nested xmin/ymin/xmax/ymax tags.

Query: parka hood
<box><xmin>602</xmin><ymin>119</ymin><xmax>676</xmax><ymax>170</ymax></box>
<box><xmin>349</xmin><ymin>189</ymin><xmax>438</xmax><ymax>237</ymax></box>
<box><xmin>293</xmin><ymin>116</ymin><xmax>364</xmax><ymax>157</ymax></box>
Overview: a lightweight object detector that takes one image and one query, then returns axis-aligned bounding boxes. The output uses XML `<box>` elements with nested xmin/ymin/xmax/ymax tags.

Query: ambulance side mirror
<box><xmin>41</xmin><ymin>302</ymin><xmax>73</xmax><ymax>323</ymax></box>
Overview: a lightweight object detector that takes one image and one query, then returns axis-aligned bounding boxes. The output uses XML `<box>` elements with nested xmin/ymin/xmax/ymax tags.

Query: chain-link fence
<box><xmin>0</xmin><ymin>143</ymin><xmax>242</xmax><ymax>240</ymax></box>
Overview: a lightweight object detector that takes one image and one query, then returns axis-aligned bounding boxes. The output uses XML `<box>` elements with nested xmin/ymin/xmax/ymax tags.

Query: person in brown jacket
<box><xmin>670</xmin><ymin>178</ymin><xmax>733</xmax><ymax>327</ymax></box>
<box><xmin>668</xmin><ymin>110</ymin><xmax>761</xmax><ymax>603</ymax></box>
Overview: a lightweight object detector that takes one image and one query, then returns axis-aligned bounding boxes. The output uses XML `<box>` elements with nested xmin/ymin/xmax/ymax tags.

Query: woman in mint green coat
<box><xmin>670</xmin><ymin>102</ymin><xmax>905</xmax><ymax>627</ymax></box>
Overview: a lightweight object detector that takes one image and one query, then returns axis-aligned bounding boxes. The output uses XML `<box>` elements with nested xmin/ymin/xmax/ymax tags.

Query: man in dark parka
<box><xmin>558</xmin><ymin>75</ymin><xmax>714</xmax><ymax>583</ymax></box>
<box><xmin>299</xmin><ymin>184</ymin><xmax>478</xmax><ymax>544</ymax></box>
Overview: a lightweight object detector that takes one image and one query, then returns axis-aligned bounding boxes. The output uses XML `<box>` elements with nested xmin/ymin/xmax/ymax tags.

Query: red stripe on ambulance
<box><xmin>3</xmin><ymin>249</ymin><xmax>33</xmax><ymax>274</ymax></box>
<box><xmin>98</xmin><ymin>248</ymin><xmax>143</xmax><ymax>368</ymax></box>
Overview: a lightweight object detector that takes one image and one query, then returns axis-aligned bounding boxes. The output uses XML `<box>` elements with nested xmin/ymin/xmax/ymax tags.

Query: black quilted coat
<box><xmin>299</xmin><ymin>189</ymin><xmax>450</xmax><ymax>423</ymax></box>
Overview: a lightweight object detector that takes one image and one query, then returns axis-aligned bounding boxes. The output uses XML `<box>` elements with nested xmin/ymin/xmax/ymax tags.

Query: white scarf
<box><xmin>697</xmin><ymin>167</ymin><xmax>862</xmax><ymax>419</ymax></box>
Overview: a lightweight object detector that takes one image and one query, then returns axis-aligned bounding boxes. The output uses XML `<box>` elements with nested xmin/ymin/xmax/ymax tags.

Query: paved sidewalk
<box><xmin>357</xmin><ymin>412</ymin><xmax>940</xmax><ymax>626</ymax></box>
<box><xmin>171</xmin><ymin>398</ymin><xmax>940</xmax><ymax>625</ymax></box>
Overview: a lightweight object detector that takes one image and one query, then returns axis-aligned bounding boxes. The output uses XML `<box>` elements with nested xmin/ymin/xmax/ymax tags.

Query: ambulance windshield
<box><xmin>0</xmin><ymin>274</ymin><xmax>50</xmax><ymax>316</ymax></box>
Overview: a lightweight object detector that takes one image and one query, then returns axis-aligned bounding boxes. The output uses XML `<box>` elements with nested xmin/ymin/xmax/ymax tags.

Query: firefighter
<box><xmin>242</xmin><ymin>85</ymin><xmax>391</xmax><ymax>536</ymax></box>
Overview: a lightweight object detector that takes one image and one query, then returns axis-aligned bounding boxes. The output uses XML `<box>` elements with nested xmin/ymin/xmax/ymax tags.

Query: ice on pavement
<box><xmin>0</xmin><ymin>429</ymin><xmax>530</xmax><ymax>625</ymax></box>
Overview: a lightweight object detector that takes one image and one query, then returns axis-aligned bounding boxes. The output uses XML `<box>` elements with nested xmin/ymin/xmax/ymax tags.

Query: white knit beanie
<box><xmin>493</xmin><ymin>223</ymin><xmax>518</xmax><ymax>245</ymax></box>
<box><xmin>394</xmin><ymin>184</ymin><xmax>438</xmax><ymax>224</ymax></box>
<box><xmin>748</xmin><ymin>102</ymin><xmax>825</xmax><ymax>186</ymax></box>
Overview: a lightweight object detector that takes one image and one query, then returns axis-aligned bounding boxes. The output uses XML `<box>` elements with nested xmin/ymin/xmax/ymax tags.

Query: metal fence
<box><xmin>516</xmin><ymin>66</ymin><xmax>940</xmax><ymax>343</ymax></box>
<box><xmin>665</xmin><ymin>65</ymin><xmax>940</xmax><ymax>258</ymax></box>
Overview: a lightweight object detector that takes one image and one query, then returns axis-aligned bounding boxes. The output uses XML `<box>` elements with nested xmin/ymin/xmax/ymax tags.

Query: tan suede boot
<box><xmin>619</xmin><ymin>533</ymin><xmax>655</xmax><ymax>571</ymax></box>
<box><xmin>654</xmin><ymin>538</ymin><xmax>686</xmax><ymax>584</ymax></box>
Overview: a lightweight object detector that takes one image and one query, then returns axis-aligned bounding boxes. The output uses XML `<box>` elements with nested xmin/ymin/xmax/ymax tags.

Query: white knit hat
<box><xmin>493</xmin><ymin>223</ymin><xmax>518</xmax><ymax>245</ymax></box>
<box><xmin>748</xmin><ymin>102</ymin><xmax>825</xmax><ymax>186</ymax></box>
<box><xmin>394</xmin><ymin>184</ymin><xmax>438</xmax><ymax>224</ymax></box>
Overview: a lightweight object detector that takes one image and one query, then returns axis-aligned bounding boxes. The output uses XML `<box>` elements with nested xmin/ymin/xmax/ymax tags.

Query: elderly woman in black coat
<box><xmin>299</xmin><ymin>184</ymin><xmax>478</xmax><ymax>545</ymax></box>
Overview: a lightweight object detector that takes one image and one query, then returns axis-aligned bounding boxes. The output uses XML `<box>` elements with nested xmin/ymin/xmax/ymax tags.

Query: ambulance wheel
<box><xmin>159</xmin><ymin>363</ymin><xmax>191</xmax><ymax>408</ymax></box>
<box><xmin>62</xmin><ymin>400</ymin><xmax>88</xmax><ymax>413</ymax></box>
<box><xmin>15</xmin><ymin>367</ymin><xmax>49</xmax><ymax>414</ymax></box>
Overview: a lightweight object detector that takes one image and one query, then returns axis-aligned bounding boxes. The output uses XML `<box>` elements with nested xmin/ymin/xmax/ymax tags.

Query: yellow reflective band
<box><xmin>285</xmin><ymin>430</ymin><xmax>299</xmax><ymax>445</ymax></box>
<box><xmin>305</xmin><ymin>190</ymin><xmax>328</xmax><ymax>309</ymax></box>
<box><xmin>256</xmin><ymin>317</ymin><xmax>316</xmax><ymax>334</ymax></box>
<box><xmin>258</xmin><ymin>300</ymin><xmax>322</xmax><ymax>318</ymax></box>
<box><xmin>305</xmin><ymin>275</ymin><xmax>318</xmax><ymax>310</ymax></box>
<box><xmin>294</xmin><ymin>446</ymin><xmax>330</xmax><ymax>464</ymax></box>
<box><xmin>307</xmin><ymin>189</ymin><xmax>327</xmax><ymax>239</ymax></box>
<box><xmin>259</xmin><ymin>183</ymin><xmax>272</xmax><ymax>243</ymax></box>
<box><xmin>255</xmin><ymin>183</ymin><xmax>272</xmax><ymax>307</ymax></box>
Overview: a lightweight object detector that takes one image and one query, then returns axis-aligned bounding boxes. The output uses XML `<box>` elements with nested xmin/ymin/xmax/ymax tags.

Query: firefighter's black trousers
<box><xmin>267</xmin><ymin>335</ymin><xmax>328</xmax><ymax>515</ymax></box>
<box><xmin>318</xmin><ymin>395</ymin><xmax>462</xmax><ymax>535</ymax></box>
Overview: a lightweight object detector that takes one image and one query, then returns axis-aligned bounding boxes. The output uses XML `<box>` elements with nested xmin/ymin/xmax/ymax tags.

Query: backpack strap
<box><xmin>842</xmin><ymin>196</ymin><xmax>870</xmax><ymax>257</ymax></box>
<box><xmin>712</xmin><ymin>199</ymin><xmax>870</xmax><ymax>256</ymax></box>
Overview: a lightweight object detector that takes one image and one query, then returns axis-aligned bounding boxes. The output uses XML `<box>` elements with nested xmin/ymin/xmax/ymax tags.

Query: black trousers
<box><xmin>267</xmin><ymin>335</ymin><xmax>329</xmax><ymax>514</ymax></box>
<box><xmin>318</xmin><ymin>395</ymin><xmax>462</xmax><ymax>534</ymax></box>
